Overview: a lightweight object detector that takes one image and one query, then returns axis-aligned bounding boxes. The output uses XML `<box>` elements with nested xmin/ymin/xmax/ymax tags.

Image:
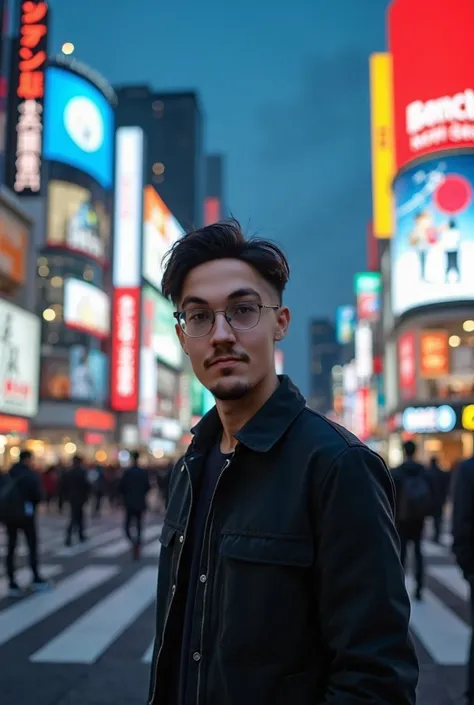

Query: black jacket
<box><xmin>62</xmin><ymin>466</ymin><xmax>90</xmax><ymax>507</ymax></box>
<box><xmin>452</xmin><ymin>455</ymin><xmax>474</xmax><ymax>579</ymax></box>
<box><xmin>148</xmin><ymin>376</ymin><xmax>418</xmax><ymax>705</ymax></box>
<box><xmin>118</xmin><ymin>465</ymin><xmax>151</xmax><ymax>513</ymax></box>
<box><xmin>9</xmin><ymin>462</ymin><xmax>43</xmax><ymax>508</ymax></box>
<box><xmin>391</xmin><ymin>460</ymin><xmax>434</xmax><ymax>525</ymax></box>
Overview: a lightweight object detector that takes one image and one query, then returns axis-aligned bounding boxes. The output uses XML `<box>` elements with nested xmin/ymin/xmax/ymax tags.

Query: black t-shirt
<box><xmin>177</xmin><ymin>443</ymin><xmax>232</xmax><ymax>703</ymax></box>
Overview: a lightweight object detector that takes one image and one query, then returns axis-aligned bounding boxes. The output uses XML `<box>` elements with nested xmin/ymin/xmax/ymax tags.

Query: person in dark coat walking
<box><xmin>453</xmin><ymin>454</ymin><xmax>474</xmax><ymax>705</ymax></box>
<box><xmin>2</xmin><ymin>450</ymin><xmax>50</xmax><ymax>596</ymax></box>
<box><xmin>427</xmin><ymin>455</ymin><xmax>451</xmax><ymax>542</ymax></box>
<box><xmin>118</xmin><ymin>451</ymin><xmax>151</xmax><ymax>559</ymax></box>
<box><xmin>391</xmin><ymin>440</ymin><xmax>434</xmax><ymax>601</ymax></box>
<box><xmin>63</xmin><ymin>455</ymin><xmax>90</xmax><ymax>546</ymax></box>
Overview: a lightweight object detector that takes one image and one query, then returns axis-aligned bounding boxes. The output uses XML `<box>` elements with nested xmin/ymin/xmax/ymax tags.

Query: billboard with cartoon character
<box><xmin>392</xmin><ymin>155</ymin><xmax>474</xmax><ymax>316</ymax></box>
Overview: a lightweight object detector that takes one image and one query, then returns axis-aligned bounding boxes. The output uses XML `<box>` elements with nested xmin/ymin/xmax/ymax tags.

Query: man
<box><xmin>453</xmin><ymin>453</ymin><xmax>474</xmax><ymax>705</ymax></box>
<box><xmin>427</xmin><ymin>455</ymin><xmax>451</xmax><ymax>543</ymax></box>
<box><xmin>148</xmin><ymin>220</ymin><xmax>418</xmax><ymax>705</ymax></box>
<box><xmin>1</xmin><ymin>450</ymin><xmax>50</xmax><ymax>596</ymax></box>
<box><xmin>391</xmin><ymin>440</ymin><xmax>433</xmax><ymax>601</ymax></box>
<box><xmin>118</xmin><ymin>451</ymin><xmax>151</xmax><ymax>559</ymax></box>
<box><xmin>63</xmin><ymin>455</ymin><xmax>90</xmax><ymax>546</ymax></box>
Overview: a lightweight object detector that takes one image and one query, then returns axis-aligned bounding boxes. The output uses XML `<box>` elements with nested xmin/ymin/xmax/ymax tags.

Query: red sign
<box><xmin>75</xmin><ymin>409</ymin><xmax>115</xmax><ymax>432</ymax></box>
<box><xmin>0</xmin><ymin>415</ymin><xmax>29</xmax><ymax>434</ymax></box>
<box><xmin>204</xmin><ymin>197</ymin><xmax>221</xmax><ymax>225</ymax></box>
<box><xmin>398</xmin><ymin>331</ymin><xmax>417</xmax><ymax>401</ymax></box>
<box><xmin>110</xmin><ymin>287</ymin><xmax>140</xmax><ymax>411</ymax></box>
<box><xmin>12</xmin><ymin>1</ymin><xmax>49</xmax><ymax>194</ymax></box>
<box><xmin>355</xmin><ymin>387</ymin><xmax>372</xmax><ymax>441</ymax></box>
<box><xmin>420</xmin><ymin>331</ymin><xmax>449</xmax><ymax>378</ymax></box>
<box><xmin>388</xmin><ymin>0</ymin><xmax>474</xmax><ymax>170</ymax></box>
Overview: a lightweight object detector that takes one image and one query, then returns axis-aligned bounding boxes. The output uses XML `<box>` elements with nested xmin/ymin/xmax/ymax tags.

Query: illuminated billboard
<box><xmin>110</xmin><ymin>287</ymin><xmax>140</xmax><ymax>412</ymax></box>
<box><xmin>7</xmin><ymin>0</ymin><xmax>49</xmax><ymax>195</ymax></box>
<box><xmin>64</xmin><ymin>277</ymin><xmax>110</xmax><ymax>338</ymax></box>
<box><xmin>47</xmin><ymin>180</ymin><xmax>110</xmax><ymax>263</ymax></box>
<box><xmin>388</xmin><ymin>0</ymin><xmax>474</xmax><ymax>170</ymax></box>
<box><xmin>336</xmin><ymin>305</ymin><xmax>356</xmax><ymax>344</ymax></box>
<box><xmin>142</xmin><ymin>286</ymin><xmax>182</xmax><ymax>369</ymax></box>
<box><xmin>354</xmin><ymin>272</ymin><xmax>381</xmax><ymax>321</ymax></box>
<box><xmin>43</xmin><ymin>67</ymin><xmax>114</xmax><ymax>188</ymax></box>
<box><xmin>142</xmin><ymin>185</ymin><xmax>184</xmax><ymax>291</ymax></box>
<box><xmin>369</xmin><ymin>53</ymin><xmax>395</xmax><ymax>239</ymax></box>
<box><xmin>113</xmin><ymin>127</ymin><xmax>143</xmax><ymax>288</ymax></box>
<box><xmin>392</xmin><ymin>154</ymin><xmax>474</xmax><ymax>317</ymax></box>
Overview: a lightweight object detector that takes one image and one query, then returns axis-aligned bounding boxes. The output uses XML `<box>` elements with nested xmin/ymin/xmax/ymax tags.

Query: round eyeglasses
<box><xmin>174</xmin><ymin>302</ymin><xmax>280</xmax><ymax>338</ymax></box>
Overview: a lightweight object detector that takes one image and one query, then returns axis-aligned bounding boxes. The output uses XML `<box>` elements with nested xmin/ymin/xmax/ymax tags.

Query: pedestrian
<box><xmin>118</xmin><ymin>451</ymin><xmax>151</xmax><ymax>560</ymax></box>
<box><xmin>147</xmin><ymin>219</ymin><xmax>418</xmax><ymax>705</ymax></box>
<box><xmin>63</xmin><ymin>455</ymin><xmax>90</xmax><ymax>546</ymax></box>
<box><xmin>452</xmin><ymin>453</ymin><xmax>474</xmax><ymax>705</ymax></box>
<box><xmin>427</xmin><ymin>455</ymin><xmax>450</xmax><ymax>542</ymax></box>
<box><xmin>0</xmin><ymin>450</ymin><xmax>51</xmax><ymax>596</ymax></box>
<box><xmin>391</xmin><ymin>440</ymin><xmax>433</xmax><ymax>601</ymax></box>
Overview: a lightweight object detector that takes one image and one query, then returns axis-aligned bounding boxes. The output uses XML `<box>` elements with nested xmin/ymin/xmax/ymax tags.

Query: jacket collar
<box><xmin>189</xmin><ymin>375</ymin><xmax>306</xmax><ymax>454</ymax></box>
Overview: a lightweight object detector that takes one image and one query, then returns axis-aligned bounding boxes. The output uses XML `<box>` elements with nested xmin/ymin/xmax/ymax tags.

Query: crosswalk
<box><xmin>0</xmin><ymin>525</ymin><xmax>469</xmax><ymax>669</ymax></box>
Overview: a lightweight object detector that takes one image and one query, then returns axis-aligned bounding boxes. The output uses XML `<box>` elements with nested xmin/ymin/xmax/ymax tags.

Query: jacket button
<box><xmin>171</xmin><ymin>584</ymin><xmax>176</xmax><ymax>595</ymax></box>
<box><xmin>179</xmin><ymin>535</ymin><xmax>184</xmax><ymax>543</ymax></box>
<box><xmin>193</xmin><ymin>652</ymin><xmax>201</xmax><ymax>662</ymax></box>
<box><xmin>199</xmin><ymin>574</ymin><xmax>207</xmax><ymax>583</ymax></box>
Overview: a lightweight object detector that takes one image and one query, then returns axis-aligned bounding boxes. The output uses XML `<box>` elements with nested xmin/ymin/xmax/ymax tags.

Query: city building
<box><xmin>5</xmin><ymin>53</ymin><xmax>118</xmax><ymax>464</ymax></box>
<box><xmin>204</xmin><ymin>154</ymin><xmax>226</xmax><ymax>224</ymax></box>
<box><xmin>115</xmin><ymin>85</ymin><xmax>204</xmax><ymax>230</ymax></box>
<box><xmin>308</xmin><ymin>318</ymin><xmax>340</xmax><ymax>416</ymax></box>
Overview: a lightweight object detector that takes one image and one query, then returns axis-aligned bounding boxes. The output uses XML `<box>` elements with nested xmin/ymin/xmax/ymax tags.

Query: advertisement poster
<box><xmin>0</xmin><ymin>299</ymin><xmax>40</xmax><ymax>417</ymax></box>
<box><xmin>142</xmin><ymin>286</ymin><xmax>182</xmax><ymax>369</ymax></box>
<box><xmin>354</xmin><ymin>272</ymin><xmax>381</xmax><ymax>321</ymax></box>
<box><xmin>40</xmin><ymin>346</ymin><xmax>107</xmax><ymax>404</ymax></box>
<box><xmin>392</xmin><ymin>155</ymin><xmax>474</xmax><ymax>317</ymax></box>
<box><xmin>142</xmin><ymin>185</ymin><xmax>184</xmax><ymax>291</ymax></box>
<box><xmin>397</xmin><ymin>331</ymin><xmax>417</xmax><ymax>401</ymax></box>
<box><xmin>64</xmin><ymin>278</ymin><xmax>110</xmax><ymax>338</ymax></box>
<box><xmin>419</xmin><ymin>331</ymin><xmax>449</xmax><ymax>378</ymax></box>
<box><xmin>43</xmin><ymin>67</ymin><xmax>114</xmax><ymax>189</ymax></box>
<box><xmin>47</xmin><ymin>180</ymin><xmax>110</xmax><ymax>262</ymax></box>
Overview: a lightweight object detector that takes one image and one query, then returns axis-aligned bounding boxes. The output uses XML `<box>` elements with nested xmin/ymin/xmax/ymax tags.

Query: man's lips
<box><xmin>209</xmin><ymin>357</ymin><xmax>243</xmax><ymax>367</ymax></box>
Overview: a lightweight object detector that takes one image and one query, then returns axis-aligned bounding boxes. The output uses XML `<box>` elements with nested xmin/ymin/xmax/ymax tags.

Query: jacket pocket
<box><xmin>218</xmin><ymin>533</ymin><xmax>314</xmax><ymax>664</ymax></box>
<box><xmin>159</xmin><ymin>522</ymin><xmax>177</xmax><ymax>548</ymax></box>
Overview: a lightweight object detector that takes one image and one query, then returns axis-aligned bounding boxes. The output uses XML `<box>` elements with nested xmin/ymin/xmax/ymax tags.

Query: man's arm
<box><xmin>311</xmin><ymin>445</ymin><xmax>418</xmax><ymax>705</ymax></box>
<box><xmin>452</xmin><ymin>461</ymin><xmax>474</xmax><ymax>578</ymax></box>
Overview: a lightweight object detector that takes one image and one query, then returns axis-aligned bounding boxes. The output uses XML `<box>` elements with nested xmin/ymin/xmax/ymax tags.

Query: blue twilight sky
<box><xmin>48</xmin><ymin>0</ymin><xmax>390</xmax><ymax>395</ymax></box>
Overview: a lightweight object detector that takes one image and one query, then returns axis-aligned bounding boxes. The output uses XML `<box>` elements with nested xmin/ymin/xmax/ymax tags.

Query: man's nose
<box><xmin>210</xmin><ymin>311</ymin><xmax>237</xmax><ymax>344</ymax></box>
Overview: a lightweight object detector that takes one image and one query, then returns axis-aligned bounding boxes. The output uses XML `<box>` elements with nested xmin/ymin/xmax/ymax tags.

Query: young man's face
<box><xmin>176</xmin><ymin>258</ymin><xmax>290</xmax><ymax>401</ymax></box>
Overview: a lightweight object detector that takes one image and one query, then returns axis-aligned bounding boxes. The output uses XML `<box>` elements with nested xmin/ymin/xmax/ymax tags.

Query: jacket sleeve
<box><xmin>452</xmin><ymin>461</ymin><xmax>474</xmax><ymax>578</ymax></box>
<box><xmin>311</xmin><ymin>445</ymin><xmax>418</xmax><ymax>705</ymax></box>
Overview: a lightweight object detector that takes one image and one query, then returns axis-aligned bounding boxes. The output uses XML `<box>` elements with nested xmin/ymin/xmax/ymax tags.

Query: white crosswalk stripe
<box><xmin>0</xmin><ymin>566</ymin><xmax>119</xmax><ymax>648</ymax></box>
<box><xmin>31</xmin><ymin>567</ymin><xmax>157</xmax><ymax>664</ymax></box>
<box><xmin>142</xmin><ymin>539</ymin><xmax>161</xmax><ymax>558</ymax></box>
<box><xmin>406</xmin><ymin>575</ymin><xmax>470</xmax><ymax>665</ymax></box>
<box><xmin>0</xmin><ymin>564</ymin><xmax>62</xmax><ymax>598</ymax></box>
<box><xmin>56</xmin><ymin>527</ymin><xmax>124</xmax><ymax>557</ymax></box>
<box><xmin>428</xmin><ymin>564</ymin><xmax>469</xmax><ymax>601</ymax></box>
<box><xmin>93</xmin><ymin>526</ymin><xmax>162</xmax><ymax>558</ymax></box>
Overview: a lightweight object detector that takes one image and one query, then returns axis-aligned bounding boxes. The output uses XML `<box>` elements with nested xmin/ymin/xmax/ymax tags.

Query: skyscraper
<box><xmin>308</xmin><ymin>318</ymin><xmax>340</xmax><ymax>415</ymax></box>
<box><xmin>115</xmin><ymin>85</ymin><xmax>204</xmax><ymax>230</ymax></box>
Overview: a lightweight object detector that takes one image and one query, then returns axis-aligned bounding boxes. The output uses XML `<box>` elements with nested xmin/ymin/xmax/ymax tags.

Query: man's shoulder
<box><xmin>285</xmin><ymin>405</ymin><xmax>376</xmax><ymax>474</ymax></box>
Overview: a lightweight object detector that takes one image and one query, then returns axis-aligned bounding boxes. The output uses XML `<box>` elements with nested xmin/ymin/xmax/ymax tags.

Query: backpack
<box><xmin>398</xmin><ymin>472</ymin><xmax>432</xmax><ymax>522</ymax></box>
<box><xmin>0</xmin><ymin>473</ymin><xmax>25</xmax><ymax>524</ymax></box>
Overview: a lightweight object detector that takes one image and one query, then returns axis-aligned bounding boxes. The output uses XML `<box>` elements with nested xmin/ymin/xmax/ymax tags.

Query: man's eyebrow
<box><xmin>181</xmin><ymin>295</ymin><xmax>208</xmax><ymax>308</ymax></box>
<box><xmin>227</xmin><ymin>288</ymin><xmax>262</xmax><ymax>301</ymax></box>
<box><xmin>181</xmin><ymin>288</ymin><xmax>262</xmax><ymax>308</ymax></box>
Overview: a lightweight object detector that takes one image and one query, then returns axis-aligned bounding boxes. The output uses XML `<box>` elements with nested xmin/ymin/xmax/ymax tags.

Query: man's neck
<box><xmin>216</xmin><ymin>373</ymin><xmax>280</xmax><ymax>453</ymax></box>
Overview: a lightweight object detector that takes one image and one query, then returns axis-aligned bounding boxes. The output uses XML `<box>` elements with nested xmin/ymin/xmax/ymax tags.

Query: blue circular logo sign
<box><xmin>436</xmin><ymin>405</ymin><xmax>456</xmax><ymax>432</ymax></box>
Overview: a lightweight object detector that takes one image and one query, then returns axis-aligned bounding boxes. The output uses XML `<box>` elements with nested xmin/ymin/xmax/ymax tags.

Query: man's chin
<box><xmin>209</xmin><ymin>378</ymin><xmax>252</xmax><ymax>401</ymax></box>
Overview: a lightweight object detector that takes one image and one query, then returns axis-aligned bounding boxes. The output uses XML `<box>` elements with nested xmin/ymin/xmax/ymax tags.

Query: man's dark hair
<box><xmin>403</xmin><ymin>440</ymin><xmax>417</xmax><ymax>458</ymax></box>
<box><xmin>161</xmin><ymin>218</ymin><xmax>290</xmax><ymax>304</ymax></box>
<box><xmin>72</xmin><ymin>455</ymin><xmax>83</xmax><ymax>466</ymax></box>
<box><xmin>19</xmin><ymin>449</ymin><xmax>32</xmax><ymax>463</ymax></box>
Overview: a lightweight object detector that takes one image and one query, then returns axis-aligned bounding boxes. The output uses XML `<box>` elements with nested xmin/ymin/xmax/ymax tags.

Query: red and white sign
<box><xmin>388</xmin><ymin>0</ymin><xmax>474</xmax><ymax>170</ymax></box>
<box><xmin>355</xmin><ymin>387</ymin><xmax>372</xmax><ymax>441</ymax></box>
<box><xmin>110</xmin><ymin>287</ymin><xmax>140</xmax><ymax>411</ymax></box>
<box><xmin>397</xmin><ymin>331</ymin><xmax>417</xmax><ymax>401</ymax></box>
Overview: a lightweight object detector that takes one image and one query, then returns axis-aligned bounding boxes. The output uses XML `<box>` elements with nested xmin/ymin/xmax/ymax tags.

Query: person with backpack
<box><xmin>0</xmin><ymin>450</ymin><xmax>51</xmax><ymax>596</ymax></box>
<box><xmin>63</xmin><ymin>455</ymin><xmax>91</xmax><ymax>546</ymax></box>
<box><xmin>391</xmin><ymin>440</ymin><xmax>434</xmax><ymax>601</ymax></box>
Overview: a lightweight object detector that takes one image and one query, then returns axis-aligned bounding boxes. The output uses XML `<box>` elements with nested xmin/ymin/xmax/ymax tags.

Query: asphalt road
<box><xmin>0</xmin><ymin>507</ymin><xmax>467</xmax><ymax>705</ymax></box>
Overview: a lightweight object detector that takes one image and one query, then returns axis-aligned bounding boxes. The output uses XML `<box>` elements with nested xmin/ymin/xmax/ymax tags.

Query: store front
<box><xmin>387</xmin><ymin>401</ymin><xmax>474</xmax><ymax>469</ymax></box>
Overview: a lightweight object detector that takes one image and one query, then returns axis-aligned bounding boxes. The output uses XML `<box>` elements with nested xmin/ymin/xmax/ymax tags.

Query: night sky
<box><xmin>49</xmin><ymin>0</ymin><xmax>390</xmax><ymax>394</ymax></box>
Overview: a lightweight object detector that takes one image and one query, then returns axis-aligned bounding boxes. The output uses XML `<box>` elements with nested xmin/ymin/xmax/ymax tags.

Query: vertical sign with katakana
<box><xmin>6</xmin><ymin>1</ymin><xmax>49</xmax><ymax>195</ymax></box>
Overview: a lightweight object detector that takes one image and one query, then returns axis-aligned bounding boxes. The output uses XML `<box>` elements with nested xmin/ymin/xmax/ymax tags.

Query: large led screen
<box><xmin>43</xmin><ymin>67</ymin><xmax>114</xmax><ymax>189</ymax></box>
<box><xmin>392</xmin><ymin>154</ymin><xmax>474</xmax><ymax>317</ymax></box>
